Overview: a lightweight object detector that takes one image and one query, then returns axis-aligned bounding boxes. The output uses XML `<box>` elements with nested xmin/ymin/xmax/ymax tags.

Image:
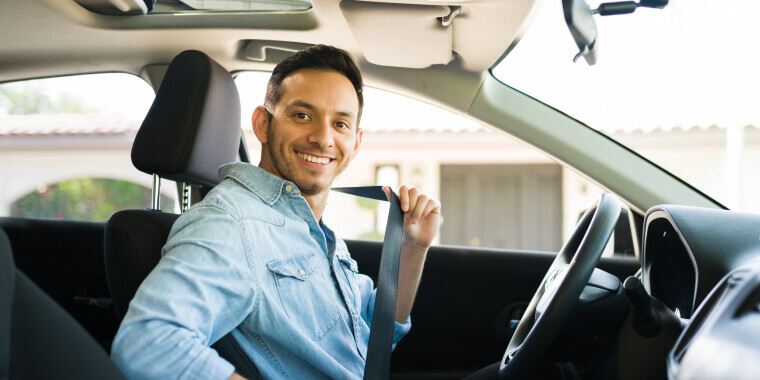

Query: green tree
<box><xmin>0</xmin><ymin>83</ymin><xmax>92</xmax><ymax>114</ymax></box>
<box><xmin>11</xmin><ymin>178</ymin><xmax>174</xmax><ymax>221</ymax></box>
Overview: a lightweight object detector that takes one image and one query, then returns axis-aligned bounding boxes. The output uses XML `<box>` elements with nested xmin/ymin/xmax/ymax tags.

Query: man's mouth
<box><xmin>297</xmin><ymin>151</ymin><xmax>332</xmax><ymax>165</ymax></box>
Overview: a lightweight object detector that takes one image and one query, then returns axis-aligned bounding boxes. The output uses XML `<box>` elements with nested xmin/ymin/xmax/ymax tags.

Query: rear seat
<box><xmin>0</xmin><ymin>216</ymin><xmax>119</xmax><ymax>351</ymax></box>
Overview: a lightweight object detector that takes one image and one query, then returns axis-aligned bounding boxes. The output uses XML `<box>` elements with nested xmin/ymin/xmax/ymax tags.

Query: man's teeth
<box><xmin>298</xmin><ymin>153</ymin><xmax>330</xmax><ymax>164</ymax></box>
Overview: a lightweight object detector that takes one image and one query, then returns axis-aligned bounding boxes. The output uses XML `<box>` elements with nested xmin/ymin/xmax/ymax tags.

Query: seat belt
<box><xmin>220</xmin><ymin>186</ymin><xmax>403</xmax><ymax>380</ymax></box>
<box><xmin>332</xmin><ymin>186</ymin><xmax>404</xmax><ymax>380</ymax></box>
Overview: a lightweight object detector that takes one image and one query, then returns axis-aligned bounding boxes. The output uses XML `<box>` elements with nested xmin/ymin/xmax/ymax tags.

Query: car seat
<box><xmin>0</xmin><ymin>227</ymin><xmax>127</xmax><ymax>379</ymax></box>
<box><xmin>103</xmin><ymin>50</ymin><xmax>260</xmax><ymax>379</ymax></box>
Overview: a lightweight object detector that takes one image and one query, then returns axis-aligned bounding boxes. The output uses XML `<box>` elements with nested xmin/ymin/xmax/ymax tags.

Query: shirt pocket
<box><xmin>267</xmin><ymin>253</ymin><xmax>340</xmax><ymax>340</ymax></box>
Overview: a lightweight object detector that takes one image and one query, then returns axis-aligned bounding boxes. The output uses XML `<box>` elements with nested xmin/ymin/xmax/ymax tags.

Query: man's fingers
<box><xmin>382</xmin><ymin>186</ymin><xmax>391</xmax><ymax>202</ymax></box>
<box><xmin>409</xmin><ymin>194</ymin><xmax>429</xmax><ymax>223</ymax></box>
<box><xmin>413</xmin><ymin>198</ymin><xmax>440</xmax><ymax>225</ymax></box>
<box><xmin>398</xmin><ymin>185</ymin><xmax>409</xmax><ymax>212</ymax></box>
<box><xmin>397</xmin><ymin>185</ymin><xmax>440</xmax><ymax>224</ymax></box>
<box><xmin>405</xmin><ymin>187</ymin><xmax>420</xmax><ymax>219</ymax></box>
<box><xmin>421</xmin><ymin>198</ymin><xmax>441</xmax><ymax>219</ymax></box>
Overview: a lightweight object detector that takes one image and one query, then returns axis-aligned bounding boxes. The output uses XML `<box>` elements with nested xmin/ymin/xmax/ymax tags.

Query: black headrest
<box><xmin>131</xmin><ymin>50</ymin><xmax>242</xmax><ymax>188</ymax></box>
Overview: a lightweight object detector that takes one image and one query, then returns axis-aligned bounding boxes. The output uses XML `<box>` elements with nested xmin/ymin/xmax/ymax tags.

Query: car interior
<box><xmin>1</xmin><ymin>0</ymin><xmax>759</xmax><ymax>379</ymax></box>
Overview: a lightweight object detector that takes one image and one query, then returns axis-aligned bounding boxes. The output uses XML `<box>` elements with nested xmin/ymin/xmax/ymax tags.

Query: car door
<box><xmin>348</xmin><ymin>239</ymin><xmax>639</xmax><ymax>378</ymax></box>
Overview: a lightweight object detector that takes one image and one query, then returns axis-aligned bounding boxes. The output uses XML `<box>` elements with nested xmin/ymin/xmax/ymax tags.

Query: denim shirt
<box><xmin>111</xmin><ymin>163</ymin><xmax>411</xmax><ymax>380</ymax></box>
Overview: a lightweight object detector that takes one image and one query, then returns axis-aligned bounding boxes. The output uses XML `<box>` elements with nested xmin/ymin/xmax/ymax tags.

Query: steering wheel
<box><xmin>499</xmin><ymin>193</ymin><xmax>622</xmax><ymax>379</ymax></box>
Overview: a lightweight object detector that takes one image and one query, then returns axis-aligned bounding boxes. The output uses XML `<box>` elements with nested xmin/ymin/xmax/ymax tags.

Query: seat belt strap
<box><xmin>332</xmin><ymin>186</ymin><xmax>403</xmax><ymax>380</ymax></box>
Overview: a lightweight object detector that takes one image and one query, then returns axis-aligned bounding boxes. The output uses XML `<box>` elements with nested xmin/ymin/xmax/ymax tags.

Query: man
<box><xmin>111</xmin><ymin>45</ymin><xmax>441</xmax><ymax>379</ymax></box>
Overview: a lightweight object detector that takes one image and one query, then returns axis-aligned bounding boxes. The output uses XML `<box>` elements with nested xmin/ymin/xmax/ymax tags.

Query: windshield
<box><xmin>492</xmin><ymin>0</ymin><xmax>760</xmax><ymax>213</ymax></box>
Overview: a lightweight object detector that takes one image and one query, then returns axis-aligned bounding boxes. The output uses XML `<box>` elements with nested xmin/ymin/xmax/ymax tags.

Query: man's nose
<box><xmin>307</xmin><ymin>118</ymin><xmax>333</xmax><ymax>148</ymax></box>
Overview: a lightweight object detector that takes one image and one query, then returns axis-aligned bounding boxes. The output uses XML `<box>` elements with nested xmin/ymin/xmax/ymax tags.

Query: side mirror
<box><xmin>563</xmin><ymin>0</ymin><xmax>598</xmax><ymax>65</ymax></box>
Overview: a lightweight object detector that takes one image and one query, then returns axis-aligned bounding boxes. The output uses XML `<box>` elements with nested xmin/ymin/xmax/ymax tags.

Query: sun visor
<box><xmin>339</xmin><ymin>1</ymin><xmax>457</xmax><ymax>69</ymax></box>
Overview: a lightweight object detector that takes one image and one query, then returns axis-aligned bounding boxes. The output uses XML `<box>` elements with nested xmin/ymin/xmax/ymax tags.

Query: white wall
<box><xmin>0</xmin><ymin>138</ymin><xmax>177</xmax><ymax>216</ymax></box>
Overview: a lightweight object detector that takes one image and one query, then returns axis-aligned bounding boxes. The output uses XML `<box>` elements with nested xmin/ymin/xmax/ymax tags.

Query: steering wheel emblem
<box><xmin>545</xmin><ymin>266</ymin><xmax>567</xmax><ymax>292</ymax></box>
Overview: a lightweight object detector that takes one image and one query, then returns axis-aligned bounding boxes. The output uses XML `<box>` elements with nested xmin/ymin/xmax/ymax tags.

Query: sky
<box><xmin>492</xmin><ymin>0</ymin><xmax>760</xmax><ymax>132</ymax></box>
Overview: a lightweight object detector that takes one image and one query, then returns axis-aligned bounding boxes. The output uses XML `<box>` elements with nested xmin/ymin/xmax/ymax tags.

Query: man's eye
<box><xmin>336</xmin><ymin>122</ymin><xmax>349</xmax><ymax>129</ymax></box>
<box><xmin>294</xmin><ymin>113</ymin><xmax>310</xmax><ymax>120</ymax></box>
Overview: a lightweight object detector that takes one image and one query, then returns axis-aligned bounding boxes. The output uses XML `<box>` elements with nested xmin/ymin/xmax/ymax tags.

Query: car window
<box><xmin>235</xmin><ymin>71</ymin><xmax>628</xmax><ymax>255</ymax></box>
<box><xmin>0</xmin><ymin>73</ymin><xmax>177</xmax><ymax>221</ymax></box>
<box><xmin>492</xmin><ymin>0</ymin><xmax>760</xmax><ymax>214</ymax></box>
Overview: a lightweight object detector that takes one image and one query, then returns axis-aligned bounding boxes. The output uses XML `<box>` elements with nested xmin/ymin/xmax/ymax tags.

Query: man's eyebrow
<box><xmin>289</xmin><ymin>100</ymin><xmax>316</xmax><ymax>111</ymax></box>
<box><xmin>289</xmin><ymin>100</ymin><xmax>355</xmax><ymax>118</ymax></box>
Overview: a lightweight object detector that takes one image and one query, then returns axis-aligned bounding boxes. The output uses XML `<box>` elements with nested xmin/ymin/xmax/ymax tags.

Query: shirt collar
<box><xmin>218</xmin><ymin>162</ymin><xmax>299</xmax><ymax>206</ymax></box>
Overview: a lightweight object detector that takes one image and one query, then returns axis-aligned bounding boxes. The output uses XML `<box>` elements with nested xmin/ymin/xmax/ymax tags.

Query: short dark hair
<box><xmin>264</xmin><ymin>45</ymin><xmax>364</xmax><ymax>124</ymax></box>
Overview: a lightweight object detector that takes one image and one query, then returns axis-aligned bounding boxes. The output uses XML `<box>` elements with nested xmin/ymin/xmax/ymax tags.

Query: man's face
<box><xmin>255</xmin><ymin>68</ymin><xmax>363</xmax><ymax>196</ymax></box>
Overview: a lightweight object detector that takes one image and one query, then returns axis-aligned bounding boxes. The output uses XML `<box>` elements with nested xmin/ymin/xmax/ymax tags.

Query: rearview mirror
<box><xmin>562</xmin><ymin>0</ymin><xmax>669</xmax><ymax>65</ymax></box>
<box><xmin>563</xmin><ymin>0</ymin><xmax>598</xmax><ymax>65</ymax></box>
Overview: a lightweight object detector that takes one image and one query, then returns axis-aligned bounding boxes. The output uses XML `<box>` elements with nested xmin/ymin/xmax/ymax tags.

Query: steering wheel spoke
<box><xmin>499</xmin><ymin>193</ymin><xmax>622</xmax><ymax>379</ymax></box>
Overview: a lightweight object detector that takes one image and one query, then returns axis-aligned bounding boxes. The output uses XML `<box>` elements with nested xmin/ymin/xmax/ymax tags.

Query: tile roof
<box><xmin>0</xmin><ymin>113</ymin><xmax>490</xmax><ymax>137</ymax></box>
<box><xmin>1</xmin><ymin>113</ymin><xmax>757</xmax><ymax>137</ymax></box>
<box><xmin>0</xmin><ymin>114</ymin><xmax>141</xmax><ymax>136</ymax></box>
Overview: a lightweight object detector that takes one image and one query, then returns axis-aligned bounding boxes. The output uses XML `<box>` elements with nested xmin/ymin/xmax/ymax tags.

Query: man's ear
<box><xmin>251</xmin><ymin>106</ymin><xmax>269</xmax><ymax>144</ymax></box>
<box><xmin>351</xmin><ymin>128</ymin><xmax>364</xmax><ymax>159</ymax></box>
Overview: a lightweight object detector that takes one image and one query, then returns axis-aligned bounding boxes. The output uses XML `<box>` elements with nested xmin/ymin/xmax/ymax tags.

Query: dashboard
<box><xmin>639</xmin><ymin>205</ymin><xmax>760</xmax><ymax>379</ymax></box>
<box><xmin>668</xmin><ymin>264</ymin><xmax>760</xmax><ymax>379</ymax></box>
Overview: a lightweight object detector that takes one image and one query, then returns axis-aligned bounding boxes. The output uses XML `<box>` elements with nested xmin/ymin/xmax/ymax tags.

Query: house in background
<box><xmin>3</xmin><ymin>111</ymin><xmax>758</xmax><ymax>254</ymax></box>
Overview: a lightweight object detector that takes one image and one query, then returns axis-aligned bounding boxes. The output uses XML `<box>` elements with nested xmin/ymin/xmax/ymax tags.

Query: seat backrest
<box><xmin>104</xmin><ymin>50</ymin><xmax>260</xmax><ymax>379</ymax></box>
<box><xmin>0</xmin><ymin>228</ymin><xmax>126</xmax><ymax>379</ymax></box>
<box><xmin>105</xmin><ymin>210</ymin><xmax>179</xmax><ymax>318</ymax></box>
<box><xmin>105</xmin><ymin>48</ymin><xmax>242</xmax><ymax>323</ymax></box>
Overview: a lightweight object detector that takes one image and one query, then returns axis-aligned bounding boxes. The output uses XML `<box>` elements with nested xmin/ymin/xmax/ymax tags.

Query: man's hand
<box><xmin>383</xmin><ymin>185</ymin><xmax>441</xmax><ymax>323</ymax></box>
<box><xmin>383</xmin><ymin>185</ymin><xmax>441</xmax><ymax>249</ymax></box>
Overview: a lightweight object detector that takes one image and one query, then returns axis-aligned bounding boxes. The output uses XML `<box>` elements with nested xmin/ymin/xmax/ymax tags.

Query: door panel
<box><xmin>0</xmin><ymin>217</ymin><xmax>118</xmax><ymax>352</ymax></box>
<box><xmin>346</xmin><ymin>240</ymin><xmax>640</xmax><ymax>378</ymax></box>
<box><xmin>0</xmin><ymin>216</ymin><xmax>639</xmax><ymax>377</ymax></box>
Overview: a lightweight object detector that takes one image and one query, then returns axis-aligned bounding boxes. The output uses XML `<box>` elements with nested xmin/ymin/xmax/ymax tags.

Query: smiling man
<box><xmin>111</xmin><ymin>45</ymin><xmax>441</xmax><ymax>380</ymax></box>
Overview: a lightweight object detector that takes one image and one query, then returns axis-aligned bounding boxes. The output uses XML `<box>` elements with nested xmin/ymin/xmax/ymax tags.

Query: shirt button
<box><xmin>298</xmin><ymin>269</ymin><xmax>306</xmax><ymax>275</ymax></box>
<box><xmin>351</xmin><ymin>308</ymin><xmax>356</xmax><ymax>314</ymax></box>
<box><xmin>285</xmin><ymin>184</ymin><xmax>293</xmax><ymax>192</ymax></box>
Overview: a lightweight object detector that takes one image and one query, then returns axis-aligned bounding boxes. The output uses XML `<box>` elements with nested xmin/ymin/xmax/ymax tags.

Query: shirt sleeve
<box><xmin>111</xmin><ymin>204</ymin><xmax>256</xmax><ymax>380</ymax></box>
<box><xmin>355</xmin><ymin>273</ymin><xmax>412</xmax><ymax>347</ymax></box>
